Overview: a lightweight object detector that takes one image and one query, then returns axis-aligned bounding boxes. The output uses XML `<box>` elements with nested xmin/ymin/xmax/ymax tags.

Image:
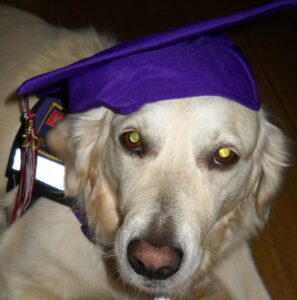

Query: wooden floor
<box><xmin>2</xmin><ymin>1</ymin><xmax>297</xmax><ymax>299</ymax></box>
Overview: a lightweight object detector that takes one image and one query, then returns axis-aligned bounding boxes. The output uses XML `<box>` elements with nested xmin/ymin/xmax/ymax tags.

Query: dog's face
<box><xmin>48</xmin><ymin>96</ymin><xmax>288</xmax><ymax>297</ymax></box>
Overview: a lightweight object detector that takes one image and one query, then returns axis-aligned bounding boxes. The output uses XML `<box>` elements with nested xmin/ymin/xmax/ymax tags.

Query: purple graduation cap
<box><xmin>17</xmin><ymin>0</ymin><xmax>297</xmax><ymax>114</ymax></box>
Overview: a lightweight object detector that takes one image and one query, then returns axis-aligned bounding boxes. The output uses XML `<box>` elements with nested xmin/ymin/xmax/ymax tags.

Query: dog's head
<box><xmin>47</xmin><ymin>96</ymin><xmax>289</xmax><ymax>297</ymax></box>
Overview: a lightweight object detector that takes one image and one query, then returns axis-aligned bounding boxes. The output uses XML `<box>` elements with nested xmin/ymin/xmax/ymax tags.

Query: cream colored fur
<box><xmin>0</xmin><ymin>5</ymin><xmax>289</xmax><ymax>300</ymax></box>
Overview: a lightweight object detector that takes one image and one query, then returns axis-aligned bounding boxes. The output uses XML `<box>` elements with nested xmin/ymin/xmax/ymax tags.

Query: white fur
<box><xmin>0</xmin><ymin>5</ymin><xmax>289</xmax><ymax>300</ymax></box>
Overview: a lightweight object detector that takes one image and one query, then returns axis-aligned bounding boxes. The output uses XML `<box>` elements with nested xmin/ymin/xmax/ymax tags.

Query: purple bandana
<box><xmin>17</xmin><ymin>0</ymin><xmax>297</xmax><ymax>114</ymax></box>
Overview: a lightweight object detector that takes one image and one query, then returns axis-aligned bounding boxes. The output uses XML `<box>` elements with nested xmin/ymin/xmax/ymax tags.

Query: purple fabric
<box><xmin>72</xmin><ymin>208</ymin><xmax>95</xmax><ymax>243</ymax></box>
<box><xmin>68</xmin><ymin>35</ymin><xmax>259</xmax><ymax>113</ymax></box>
<box><xmin>16</xmin><ymin>0</ymin><xmax>297</xmax><ymax>113</ymax></box>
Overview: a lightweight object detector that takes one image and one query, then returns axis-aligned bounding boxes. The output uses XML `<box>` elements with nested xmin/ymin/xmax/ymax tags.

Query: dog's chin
<box><xmin>129</xmin><ymin>277</ymin><xmax>173</xmax><ymax>297</ymax></box>
<box><xmin>120</xmin><ymin>268</ymin><xmax>175</xmax><ymax>295</ymax></box>
<box><xmin>119</xmin><ymin>268</ymin><xmax>198</xmax><ymax>298</ymax></box>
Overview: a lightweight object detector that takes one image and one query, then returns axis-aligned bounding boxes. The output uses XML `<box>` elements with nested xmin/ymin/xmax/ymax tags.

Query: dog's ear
<box><xmin>47</xmin><ymin>108</ymin><xmax>119</xmax><ymax>242</ymax></box>
<box><xmin>46</xmin><ymin>108</ymin><xmax>113</xmax><ymax>197</ymax></box>
<box><xmin>248</xmin><ymin>110</ymin><xmax>290</xmax><ymax>221</ymax></box>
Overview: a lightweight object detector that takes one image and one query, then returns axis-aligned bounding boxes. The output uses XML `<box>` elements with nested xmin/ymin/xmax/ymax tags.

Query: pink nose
<box><xmin>127</xmin><ymin>239</ymin><xmax>183</xmax><ymax>280</ymax></box>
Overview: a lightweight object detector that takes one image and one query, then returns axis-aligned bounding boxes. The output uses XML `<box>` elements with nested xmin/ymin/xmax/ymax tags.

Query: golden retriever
<box><xmin>0</xmin><ymin>5</ymin><xmax>290</xmax><ymax>300</ymax></box>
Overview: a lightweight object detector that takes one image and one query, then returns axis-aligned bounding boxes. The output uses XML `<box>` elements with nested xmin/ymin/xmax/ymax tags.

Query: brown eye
<box><xmin>214</xmin><ymin>147</ymin><xmax>238</xmax><ymax>166</ymax></box>
<box><xmin>122</xmin><ymin>131</ymin><xmax>143</xmax><ymax>151</ymax></box>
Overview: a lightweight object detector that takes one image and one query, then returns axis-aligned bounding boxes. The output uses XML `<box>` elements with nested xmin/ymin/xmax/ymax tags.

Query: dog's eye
<box><xmin>121</xmin><ymin>131</ymin><xmax>143</xmax><ymax>152</ymax></box>
<box><xmin>214</xmin><ymin>147</ymin><xmax>238</xmax><ymax>166</ymax></box>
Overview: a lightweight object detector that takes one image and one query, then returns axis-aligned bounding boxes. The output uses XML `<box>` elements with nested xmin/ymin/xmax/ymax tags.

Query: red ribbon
<box><xmin>9</xmin><ymin>98</ymin><xmax>38</xmax><ymax>224</ymax></box>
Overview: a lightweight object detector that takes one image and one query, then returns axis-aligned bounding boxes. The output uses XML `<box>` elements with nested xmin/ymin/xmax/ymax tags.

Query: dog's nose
<box><xmin>127</xmin><ymin>239</ymin><xmax>183</xmax><ymax>280</ymax></box>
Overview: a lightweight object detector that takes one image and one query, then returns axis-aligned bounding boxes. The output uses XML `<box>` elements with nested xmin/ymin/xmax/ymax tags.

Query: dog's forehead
<box><xmin>116</xmin><ymin>96</ymin><xmax>258</xmax><ymax>132</ymax></box>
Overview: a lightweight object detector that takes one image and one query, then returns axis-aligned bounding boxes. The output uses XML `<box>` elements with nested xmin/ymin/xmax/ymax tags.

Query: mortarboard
<box><xmin>17</xmin><ymin>0</ymin><xmax>297</xmax><ymax>114</ymax></box>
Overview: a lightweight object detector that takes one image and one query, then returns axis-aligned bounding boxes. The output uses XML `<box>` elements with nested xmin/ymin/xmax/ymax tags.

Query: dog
<box><xmin>0</xmin><ymin>5</ymin><xmax>290</xmax><ymax>300</ymax></box>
